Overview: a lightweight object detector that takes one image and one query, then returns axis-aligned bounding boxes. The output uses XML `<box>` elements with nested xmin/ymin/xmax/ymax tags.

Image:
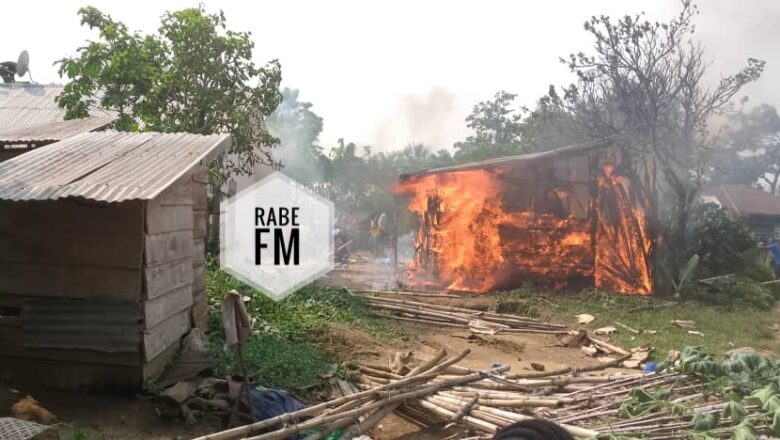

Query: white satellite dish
<box><xmin>16</xmin><ymin>50</ymin><xmax>29</xmax><ymax>78</ymax></box>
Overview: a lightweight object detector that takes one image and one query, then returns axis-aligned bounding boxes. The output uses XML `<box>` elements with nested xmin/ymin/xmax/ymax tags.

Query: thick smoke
<box><xmin>695</xmin><ymin>0</ymin><xmax>780</xmax><ymax>109</ymax></box>
<box><xmin>266</xmin><ymin>88</ymin><xmax>324</xmax><ymax>182</ymax></box>
<box><xmin>371</xmin><ymin>86</ymin><xmax>464</xmax><ymax>151</ymax></box>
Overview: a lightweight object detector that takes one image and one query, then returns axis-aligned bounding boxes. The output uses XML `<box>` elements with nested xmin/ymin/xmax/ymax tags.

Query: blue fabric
<box><xmin>769</xmin><ymin>243</ymin><xmax>780</xmax><ymax>264</ymax></box>
<box><xmin>238</xmin><ymin>388</ymin><xmax>303</xmax><ymax>423</ymax></box>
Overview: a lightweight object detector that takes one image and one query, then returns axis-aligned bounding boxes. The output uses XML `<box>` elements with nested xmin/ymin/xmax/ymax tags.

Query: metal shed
<box><xmin>0</xmin><ymin>131</ymin><xmax>230</xmax><ymax>391</ymax></box>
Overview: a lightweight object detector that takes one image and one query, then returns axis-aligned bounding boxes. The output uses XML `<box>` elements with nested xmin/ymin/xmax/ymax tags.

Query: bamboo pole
<box><xmin>190</xmin><ymin>370</ymin><xmax>439</xmax><ymax>440</ymax></box>
<box><xmin>588</xmin><ymin>337</ymin><xmax>630</xmax><ymax>356</ymax></box>
<box><xmin>245</xmin><ymin>364</ymin><xmax>510</xmax><ymax>440</ymax></box>
<box><xmin>426</xmin><ymin>395</ymin><xmax>599</xmax><ymax>438</ymax></box>
<box><xmin>507</xmin><ymin>353</ymin><xmax>631</xmax><ymax>379</ymax></box>
<box><xmin>339</xmin><ymin>349</ymin><xmax>472</xmax><ymax>439</ymax></box>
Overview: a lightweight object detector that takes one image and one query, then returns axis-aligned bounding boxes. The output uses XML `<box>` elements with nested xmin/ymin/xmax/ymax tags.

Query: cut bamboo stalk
<box><xmin>339</xmin><ymin>349</ymin><xmax>471</xmax><ymax>439</ymax></box>
<box><xmin>190</xmin><ymin>370</ymin><xmax>440</xmax><ymax>440</ymax></box>
<box><xmin>508</xmin><ymin>353</ymin><xmax>631</xmax><ymax>379</ymax></box>
<box><xmin>427</xmin><ymin>395</ymin><xmax>599</xmax><ymax>438</ymax></box>
<box><xmin>417</xmin><ymin>398</ymin><xmax>500</xmax><ymax>433</ymax></box>
<box><xmin>588</xmin><ymin>336</ymin><xmax>630</xmax><ymax>356</ymax></box>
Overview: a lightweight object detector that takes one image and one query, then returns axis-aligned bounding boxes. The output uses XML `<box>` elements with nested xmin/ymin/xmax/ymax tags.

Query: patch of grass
<box><xmin>204</xmin><ymin>266</ymin><xmax>403</xmax><ymax>394</ymax></box>
<box><xmin>495</xmin><ymin>288</ymin><xmax>778</xmax><ymax>359</ymax></box>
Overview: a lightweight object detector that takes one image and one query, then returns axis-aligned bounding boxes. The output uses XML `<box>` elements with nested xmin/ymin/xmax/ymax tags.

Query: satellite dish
<box><xmin>16</xmin><ymin>51</ymin><xmax>29</xmax><ymax>77</ymax></box>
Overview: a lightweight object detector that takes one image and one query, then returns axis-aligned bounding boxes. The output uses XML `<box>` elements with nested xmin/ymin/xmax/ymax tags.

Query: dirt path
<box><xmin>0</xmin><ymin>383</ymin><xmax>220</xmax><ymax>439</ymax></box>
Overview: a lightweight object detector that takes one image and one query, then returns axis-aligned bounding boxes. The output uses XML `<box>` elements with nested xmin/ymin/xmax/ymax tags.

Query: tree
<box><xmin>519</xmin><ymin>88</ymin><xmax>588</xmax><ymax>152</ymax></box>
<box><xmin>265</xmin><ymin>88</ymin><xmax>325</xmax><ymax>183</ymax></box>
<box><xmin>454</xmin><ymin>91</ymin><xmax>525</xmax><ymax>162</ymax></box>
<box><xmin>553</xmin><ymin>1</ymin><xmax>764</xmax><ymax>270</ymax></box>
<box><xmin>384</xmin><ymin>143</ymin><xmax>454</xmax><ymax>174</ymax></box>
<box><xmin>712</xmin><ymin>104</ymin><xmax>780</xmax><ymax>194</ymax></box>
<box><xmin>56</xmin><ymin>6</ymin><xmax>282</xmax><ymax>177</ymax></box>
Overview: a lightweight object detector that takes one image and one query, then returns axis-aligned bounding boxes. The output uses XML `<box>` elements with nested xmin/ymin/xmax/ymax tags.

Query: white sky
<box><xmin>5</xmin><ymin>0</ymin><xmax>780</xmax><ymax>151</ymax></box>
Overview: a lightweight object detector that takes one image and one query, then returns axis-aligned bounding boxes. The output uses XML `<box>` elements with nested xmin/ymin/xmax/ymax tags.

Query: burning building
<box><xmin>393</xmin><ymin>139</ymin><xmax>654</xmax><ymax>295</ymax></box>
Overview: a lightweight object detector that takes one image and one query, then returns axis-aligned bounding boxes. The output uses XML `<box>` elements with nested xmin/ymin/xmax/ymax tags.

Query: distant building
<box><xmin>699</xmin><ymin>184</ymin><xmax>780</xmax><ymax>240</ymax></box>
<box><xmin>0</xmin><ymin>83</ymin><xmax>115</xmax><ymax>161</ymax></box>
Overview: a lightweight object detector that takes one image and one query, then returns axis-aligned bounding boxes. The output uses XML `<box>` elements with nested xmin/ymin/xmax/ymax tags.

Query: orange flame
<box><xmin>394</xmin><ymin>165</ymin><xmax>652</xmax><ymax>295</ymax></box>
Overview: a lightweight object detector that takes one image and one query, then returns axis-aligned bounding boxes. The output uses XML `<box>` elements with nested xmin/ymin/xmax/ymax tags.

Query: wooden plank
<box><xmin>144</xmin><ymin>231</ymin><xmax>193</xmax><ymax>267</ymax></box>
<box><xmin>193</xmin><ymin>188</ymin><xmax>208</xmax><ymax>210</ymax></box>
<box><xmin>142</xmin><ymin>338</ymin><xmax>181</xmax><ymax>381</ymax></box>
<box><xmin>154</xmin><ymin>176</ymin><xmax>194</xmax><ymax>206</ymax></box>
<box><xmin>143</xmin><ymin>310</ymin><xmax>190</xmax><ymax>361</ymax></box>
<box><xmin>0</xmin><ymin>356</ymin><xmax>140</xmax><ymax>392</ymax></box>
<box><xmin>145</xmin><ymin>204</ymin><xmax>194</xmax><ymax>234</ymax></box>
<box><xmin>193</xmin><ymin>264</ymin><xmax>206</xmax><ymax>294</ymax></box>
<box><xmin>144</xmin><ymin>259</ymin><xmax>194</xmax><ymax>299</ymax></box>
<box><xmin>193</xmin><ymin>238</ymin><xmax>206</xmax><ymax>266</ymax></box>
<box><xmin>192</xmin><ymin>166</ymin><xmax>209</xmax><ymax>184</ymax></box>
<box><xmin>0</xmin><ymin>231</ymin><xmax>143</xmax><ymax>269</ymax></box>
<box><xmin>0</xmin><ymin>200</ymin><xmax>143</xmax><ymax>236</ymax></box>
<box><xmin>143</xmin><ymin>284</ymin><xmax>193</xmax><ymax>329</ymax></box>
<box><xmin>191</xmin><ymin>293</ymin><xmax>208</xmax><ymax>330</ymax></box>
<box><xmin>193</xmin><ymin>209</ymin><xmax>207</xmax><ymax>239</ymax></box>
<box><xmin>0</xmin><ymin>324</ymin><xmax>140</xmax><ymax>367</ymax></box>
<box><xmin>0</xmin><ymin>263</ymin><xmax>141</xmax><ymax>300</ymax></box>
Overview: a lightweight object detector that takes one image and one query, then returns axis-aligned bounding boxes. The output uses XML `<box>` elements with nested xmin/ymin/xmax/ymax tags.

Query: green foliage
<box><xmin>685</xmin><ymin>276</ymin><xmax>777</xmax><ymax>310</ymax></box>
<box><xmin>723</xmin><ymin>400</ymin><xmax>748</xmax><ymax>423</ymax></box>
<box><xmin>489</xmin><ymin>284</ymin><xmax>548</xmax><ymax>317</ymax></box>
<box><xmin>773</xmin><ymin>408</ymin><xmax>780</xmax><ymax>436</ymax></box>
<box><xmin>454</xmin><ymin>91</ymin><xmax>526</xmax><ymax>162</ymax></box>
<box><xmin>677</xmin><ymin>346</ymin><xmax>725</xmax><ymax>377</ymax></box>
<box><xmin>692</xmin><ymin>412</ymin><xmax>719</xmax><ymax>431</ymax></box>
<box><xmin>685</xmin><ymin>203</ymin><xmax>757</xmax><ymax>277</ymax></box>
<box><xmin>383</xmin><ymin>143</ymin><xmax>454</xmax><ymax>174</ymax></box>
<box><xmin>749</xmin><ymin>384</ymin><xmax>779</xmax><ymax>407</ymax></box>
<box><xmin>618</xmin><ymin>387</ymin><xmax>673</xmax><ymax>417</ymax></box>
<box><xmin>56</xmin><ymin>5</ymin><xmax>282</xmax><ymax>177</ymax></box>
<box><xmin>204</xmin><ymin>268</ymin><xmax>403</xmax><ymax>393</ymax></box>
<box><xmin>673</xmin><ymin>254</ymin><xmax>700</xmax><ymax>297</ymax></box>
<box><xmin>731</xmin><ymin>420</ymin><xmax>758</xmax><ymax>440</ymax></box>
<box><xmin>539</xmin><ymin>290</ymin><xmax>777</xmax><ymax>360</ymax></box>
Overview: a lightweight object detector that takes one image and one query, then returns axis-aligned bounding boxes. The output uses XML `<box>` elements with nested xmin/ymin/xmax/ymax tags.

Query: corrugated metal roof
<box><xmin>0</xmin><ymin>83</ymin><xmax>114</xmax><ymax>128</ymax></box>
<box><xmin>0</xmin><ymin>117</ymin><xmax>117</xmax><ymax>145</ymax></box>
<box><xmin>699</xmin><ymin>184</ymin><xmax>780</xmax><ymax>217</ymax></box>
<box><xmin>399</xmin><ymin>137</ymin><xmax>622</xmax><ymax>179</ymax></box>
<box><xmin>0</xmin><ymin>131</ymin><xmax>231</xmax><ymax>202</ymax></box>
<box><xmin>0</xmin><ymin>83</ymin><xmax>117</xmax><ymax>145</ymax></box>
<box><xmin>21</xmin><ymin>299</ymin><xmax>140</xmax><ymax>353</ymax></box>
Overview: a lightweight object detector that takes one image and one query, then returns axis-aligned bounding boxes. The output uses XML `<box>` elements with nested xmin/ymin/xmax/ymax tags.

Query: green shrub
<box><xmin>684</xmin><ymin>276</ymin><xmax>776</xmax><ymax>310</ymax></box>
<box><xmin>685</xmin><ymin>203</ymin><xmax>757</xmax><ymax>278</ymax></box>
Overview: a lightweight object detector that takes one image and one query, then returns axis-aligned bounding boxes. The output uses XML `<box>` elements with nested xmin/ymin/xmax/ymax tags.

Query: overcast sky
<box><xmin>4</xmin><ymin>0</ymin><xmax>779</xmax><ymax>151</ymax></box>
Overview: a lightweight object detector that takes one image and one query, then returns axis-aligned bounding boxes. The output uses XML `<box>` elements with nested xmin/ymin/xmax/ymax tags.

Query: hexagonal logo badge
<box><xmin>220</xmin><ymin>172</ymin><xmax>334</xmax><ymax>300</ymax></box>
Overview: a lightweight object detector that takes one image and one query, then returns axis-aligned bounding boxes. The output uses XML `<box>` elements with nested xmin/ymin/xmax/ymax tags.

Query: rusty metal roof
<box><xmin>0</xmin><ymin>131</ymin><xmax>231</xmax><ymax>202</ymax></box>
<box><xmin>699</xmin><ymin>184</ymin><xmax>780</xmax><ymax>217</ymax></box>
<box><xmin>0</xmin><ymin>117</ymin><xmax>117</xmax><ymax>145</ymax></box>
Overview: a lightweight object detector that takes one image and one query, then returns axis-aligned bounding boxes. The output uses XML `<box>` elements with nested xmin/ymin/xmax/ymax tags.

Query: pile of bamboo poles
<box><xmin>193</xmin><ymin>347</ymin><xmax>771</xmax><ymax>440</ymax></box>
<box><xmin>355</xmin><ymin>355</ymin><xmax>769</xmax><ymax>440</ymax></box>
<box><xmin>192</xmin><ymin>350</ymin><xmax>515</xmax><ymax>440</ymax></box>
<box><xmin>360</xmin><ymin>293</ymin><xmax>569</xmax><ymax>335</ymax></box>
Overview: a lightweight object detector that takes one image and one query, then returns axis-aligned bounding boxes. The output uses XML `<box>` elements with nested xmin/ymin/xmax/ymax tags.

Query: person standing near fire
<box><xmin>767</xmin><ymin>238</ymin><xmax>780</xmax><ymax>279</ymax></box>
<box><xmin>368</xmin><ymin>212</ymin><xmax>388</xmax><ymax>258</ymax></box>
